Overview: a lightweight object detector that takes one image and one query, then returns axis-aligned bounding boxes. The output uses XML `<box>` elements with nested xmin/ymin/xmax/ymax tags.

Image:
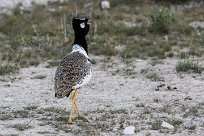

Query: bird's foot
<box><xmin>67</xmin><ymin>119</ymin><xmax>76</xmax><ymax>125</ymax></box>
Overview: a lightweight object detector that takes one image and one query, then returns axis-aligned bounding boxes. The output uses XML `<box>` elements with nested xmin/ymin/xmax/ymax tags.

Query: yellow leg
<box><xmin>67</xmin><ymin>92</ymin><xmax>76</xmax><ymax>124</ymax></box>
<box><xmin>67</xmin><ymin>90</ymin><xmax>89</xmax><ymax>124</ymax></box>
<box><xmin>73</xmin><ymin>89</ymin><xmax>81</xmax><ymax>117</ymax></box>
<box><xmin>73</xmin><ymin>90</ymin><xmax>89</xmax><ymax>122</ymax></box>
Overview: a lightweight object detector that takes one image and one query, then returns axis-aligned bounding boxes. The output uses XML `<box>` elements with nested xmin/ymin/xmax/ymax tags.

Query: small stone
<box><xmin>124</xmin><ymin>126</ymin><xmax>135</xmax><ymax>135</ymax></box>
<box><xmin>167</xmin><ymin>86</ymin><xmax>171</xmax><ymax>90</ymax></box>
<box><xmin>184</xmin><ymin>96</ymin><xmax>192</xmax><ymax>100</ymax></box>
<box><xmin>161</xmin><ymin>121</ymin><xmax>174</xmax><ymax>129</ymax></box>
<box><xmin>135</xmin><ymin>59</ymin><xmax>142</xmax><ymax>62</ymax></box>
<box><xmin>91</xmin><ymin>86</ymin><xmax>95</xmax><ymax>89</ymax></box>
<box><xmin>100</xmin><ymin>0</ymin><xmax>110</xmax><ymax>10</ymax></box>
<box><xmin>155</xmin><ymin>88</ymin><xmax>159</xmax><ymax>91</ymax></box>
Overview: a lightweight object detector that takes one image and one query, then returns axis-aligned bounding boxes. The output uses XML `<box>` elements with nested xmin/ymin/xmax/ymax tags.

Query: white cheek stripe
<box><xmin>80</xmin><ymin>23</ymin><xmax>85</xmax><ymax>28</ymax></box>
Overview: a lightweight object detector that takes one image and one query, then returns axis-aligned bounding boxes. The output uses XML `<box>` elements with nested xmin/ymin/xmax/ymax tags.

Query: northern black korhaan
<box><xmin>54</xmin><ymin>17</ymin><xmax>92</xmax><ymax>124</ymax></box>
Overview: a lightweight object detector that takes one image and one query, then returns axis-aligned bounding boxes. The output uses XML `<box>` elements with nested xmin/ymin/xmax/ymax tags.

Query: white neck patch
<box><xmin>80</xmin><ymin>23</ymin><xmax>85</xmax><ymax>28</ymax></box>
<box><xmin>71</xmin><ymin>44</ymin><xmax>89</xmax><ymax>59</ymax></box>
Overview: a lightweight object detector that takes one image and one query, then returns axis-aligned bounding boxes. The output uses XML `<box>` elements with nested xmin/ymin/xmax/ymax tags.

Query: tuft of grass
<box><xmin>146</xmin><ymin>72</ymin><xmax>162</xmax><ymax>81</ymax></box>
<box><xmin>13</xmin><ymin>110</ymin><xmax>29</xmax><ymax>118</ymax></box>
<box><xmin>183</xmin><ymin>106</ymin><xmax>200</xmax><ymax>117</ymax></box>
<box><xmin>141</xmin><ymin>68</ymin><xmax>163</xmax><ymax>81</ymax></box>
<box><xmin>99</xmin><ymin>113</ymin><xmax>115</xmax><ymax>121</ymax></box>
<box><xmin>151</xmin><ymin>120</ymin><xmax>162</xmax><ymax>130</ymax></box>
<box><xmin>0</xmin><ymin>114</ymin><xmax>12</xmax><ymax>120</ymax></box>
<box><xmin>185</xmin><ymin>124</ymin><xmax>196</xmax><ymax>131</ymax></box>
<box><xmin>11</xmin><ymin>123</ymin><xmax>32</xmax><ymax>131</ymax></box>
<box><xmin>135</xmin><ymin>102</ymin><xmax>145</xmax><ymax>107</ymax></box>
<box><xmin>153</xmin><ymin>98</ymin><xmax>160</xmax><ymax>103</ymax></box>
<box><xmin>38</xmin><ymin>131</ymin><xmax>52</xmax><ymax>134</ymax></box>
<box><xmin>123</xmin><ymin>67</ymin><xmax>137</xmax><ymax>76</ymax></box>
<box><xmin>161</xmin><ymin>104</ymin><xmax>171</xmax><ymax>114</ymax></box>
<box><xmin>0</xmin><ymin>64</ymin><xmax>17</xmax><ymax>76</ymax></box>
<box><xmin>179</xmin><ymin>52</ymin><xmax>189</xmax><ymax>59</ymax></box>
<box><xmin>8</xmin><ymin>134</ymin><xmax>18</xmax><ymax>136</ymax></box>
<box><xmin>24</xmin><ymin>105</ymin><xmax>38</xmax><ymax>111</ymax></box>
<box><xmin>145</xmin><ymin>132</ymin><xmax>152</xmax><ymax>136</ymax></box>
<box><xmin>148</xmin><ymin>7</ymin><xmax>175</xmax><ymax>34</ymax></box>
<box><xmin>42</xmin><ymin>107</ymin><xmax>65</xmax><ymax>113</ymax></box>
<box><xmin>169</xmin><ymin>119</ymin><xmax>183</xmax><ymax>126</ymax></box>
<box><xmin>176</xmin><ymin>61</ymin><xmax>203</xmax><ymax>73</ymax></box>
<box><xmin>143</xmin><ymin>106</ymin><xmax>152</xmax><ymax>114</ymax></box>
<box><xmin>150</xmin><ymin>59</ymin><xmax>163</xmax><ymax>66</ymax></box>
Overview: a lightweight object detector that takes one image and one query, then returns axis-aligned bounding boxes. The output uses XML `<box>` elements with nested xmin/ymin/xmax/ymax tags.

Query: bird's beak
<box><xmin>87</xmin><ymin>20</ymin><xmax>91</xmax><ymax>25</ymax></box>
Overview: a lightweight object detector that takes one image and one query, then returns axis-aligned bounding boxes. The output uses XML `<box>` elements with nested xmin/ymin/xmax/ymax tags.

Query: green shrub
<box><xmin>176</xmin><ymin>61</ymin><xmax>202</xmax><ymax>73</ymax></box>
<box><xmin>11</xmin><ymin>123</ymin><xmax>32</xmax><ymax>131</ymax></box>
<box><xmin>148</xmin><ymin>7</ymin><xmax>175</xmax><ymax>34</ymax></box>
<box><xmin>146</xmin><ymin>72</ymin><xmax>162</xmax><ymax>81</ymax></box>
<box><xmin>179</xmin><ymin>52</ymin><xmax>189</xmax><ymax>59</ymax></box>
<box><xmin>0</xmin><ymin>64</ymin><xmax>17</xmax><ymax>75</ymax></box>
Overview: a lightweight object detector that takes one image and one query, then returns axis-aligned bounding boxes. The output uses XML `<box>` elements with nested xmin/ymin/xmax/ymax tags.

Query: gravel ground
<box><xmin>0</xmin><ymin>56</ymin><xmax>203</xmax><ymax>136</ymax></box>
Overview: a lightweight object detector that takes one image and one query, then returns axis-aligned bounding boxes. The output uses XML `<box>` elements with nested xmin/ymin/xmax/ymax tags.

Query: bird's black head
<box><xmin>72</xmin><ymin>17</ymin><xmax>90</xmax><ymax>36</ymax></box>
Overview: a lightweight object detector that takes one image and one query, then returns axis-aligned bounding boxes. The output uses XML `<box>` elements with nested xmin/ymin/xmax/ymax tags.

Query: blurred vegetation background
<box><xmin>0</xmin><ymin>0</ymin><xmax>204</xmax><ymax>75</ymax></box>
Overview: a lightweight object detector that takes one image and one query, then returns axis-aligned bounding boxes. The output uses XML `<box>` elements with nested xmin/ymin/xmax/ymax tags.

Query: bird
<box><xmin>54</xmin><ymin>17</ymin><xmax>92</xmax><ymax>124</ymax></box>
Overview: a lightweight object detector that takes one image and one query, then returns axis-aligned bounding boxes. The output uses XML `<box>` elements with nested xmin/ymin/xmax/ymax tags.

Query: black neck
<box><xmin>74</xmin><ymin>33</ymin><xmax>88</xmax><ymax>54</ymax></box>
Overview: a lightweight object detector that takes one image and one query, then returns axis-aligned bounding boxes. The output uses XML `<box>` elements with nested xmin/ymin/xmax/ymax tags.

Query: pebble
<box><xmin>124</xmin><ymin>126</ymin><xmax>135</xmax><ymax>135</ymax></box>
<box><xmin>100</xmin><ymin>0</ymin><xmax>110</xmax><ymax>9</ymax></box>
<box><xmin>161</xmin><ymin>121</ymin><xmax>174</xmax><ymax>129</ymax></box>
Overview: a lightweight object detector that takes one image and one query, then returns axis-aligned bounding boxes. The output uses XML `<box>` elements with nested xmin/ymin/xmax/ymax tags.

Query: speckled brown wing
<box><xmin>54</xmin><ymin>51</ymin><xmax>91</xmax><ymax>98</ymax></box>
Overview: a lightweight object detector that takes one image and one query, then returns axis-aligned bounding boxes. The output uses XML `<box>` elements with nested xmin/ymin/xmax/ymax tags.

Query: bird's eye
<box><xmin>80</xmin><ymin>23</ymin><xmax>85</xmax><ymax>28</ymax></box>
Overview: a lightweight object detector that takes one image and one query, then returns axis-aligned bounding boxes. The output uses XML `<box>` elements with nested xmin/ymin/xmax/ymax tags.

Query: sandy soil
<box><xmin>0</xmin><ymin>56</ymin><xmax>203</xmax><ymax>136</ymax></box>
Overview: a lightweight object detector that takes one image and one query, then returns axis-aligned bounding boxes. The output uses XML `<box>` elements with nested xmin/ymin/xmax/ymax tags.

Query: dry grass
<box><xmin>0</xmin><ymin>1</ymin><xmax>203</xmax><ymax>76</ymax></box>
<box><xmin>10</xmin><ymin>123</ymin><xmax>32</xmax><ymax>131</ymax></box>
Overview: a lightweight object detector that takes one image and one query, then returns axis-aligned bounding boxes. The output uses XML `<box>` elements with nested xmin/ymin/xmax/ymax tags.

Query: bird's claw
<box><xmin>67</xmin><ymin>120</ymin><xmax>76</xmax><ymax>125</ymax></box>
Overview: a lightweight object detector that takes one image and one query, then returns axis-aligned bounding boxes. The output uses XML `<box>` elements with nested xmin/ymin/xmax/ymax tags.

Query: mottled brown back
<box><xmin>54</xmin><ymin>51</ymin><xmax>91</xmax><ymax>97</ymax></box>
